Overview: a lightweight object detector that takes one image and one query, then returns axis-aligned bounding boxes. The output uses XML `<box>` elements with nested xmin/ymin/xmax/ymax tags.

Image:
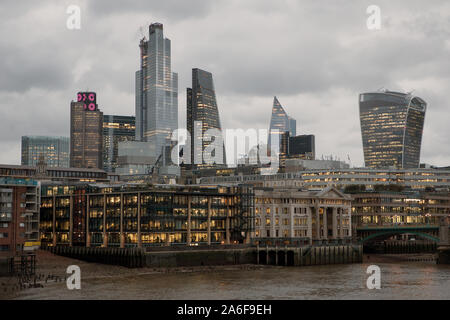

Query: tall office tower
<box><xmin>268</xmin><ymin>96</ymin><xmax>296</xmax><ymax>153</ymax></box>
<box><xmin>70</xmin><ymin>92</ymin><xmax>103</xmax><ymax>169</ymax></box>
<box><xmin>187</xmin><ymin>68</ymin><xmax>226</xmax><ymax>168</ymax></box>
<box><xmin>21</xmin><ymin>136</ymin><xmax>70</xmax><ymax>167</ymax></box>
<box><xmin>135</xmin><ymin>23</ymin><xmax>178</xmax><ymax>159</ymax></box>
<box><xmin>103</xmin><ymin>115</ymin><xmax>135</xmax><ymax>172</ymax></box>
<box><xmin>359</xmin><ymin>90</ymin><xmax>427</xmax><ymax>169</ymax></box>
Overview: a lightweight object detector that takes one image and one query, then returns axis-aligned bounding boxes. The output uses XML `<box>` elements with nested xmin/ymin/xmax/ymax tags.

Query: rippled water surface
<box><xmin>15</xmin><ymin>262</ymin><xmax>450</xmax><ymax>300</ymax></box>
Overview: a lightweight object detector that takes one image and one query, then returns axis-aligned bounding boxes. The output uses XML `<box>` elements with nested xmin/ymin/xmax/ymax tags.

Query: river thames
<box><xmin>12</xmin><ymin>259</ymin><xmax>450</xmax><ymax>300</ymax></box>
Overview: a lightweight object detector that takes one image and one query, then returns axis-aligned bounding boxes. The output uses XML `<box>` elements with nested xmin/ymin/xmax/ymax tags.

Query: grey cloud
<box><xmin>0</xmin><ymin>0</ymin><xmax>449</xmax><ymax>167</ymax></box>
<box><xmin>0</xmin><ymin>43</ymin><xmax>72</xmax><ymax>93</ymax></box>
<box><xmin>87</xmin><ymin>0</ymin><xmax>214</xmax><ymax>21</ymax></box>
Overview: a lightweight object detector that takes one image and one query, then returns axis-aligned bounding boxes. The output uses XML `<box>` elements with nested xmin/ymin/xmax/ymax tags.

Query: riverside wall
<box><xmin>44</xmin><ymin>244</ymin><xmax>363</xmax><ymax>268</ymax></box>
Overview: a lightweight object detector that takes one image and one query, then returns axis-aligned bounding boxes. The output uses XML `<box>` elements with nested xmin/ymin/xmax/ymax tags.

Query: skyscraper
<box><xmin>359</xmin><ymin>90</ymin><xmax>427</xmax><ymax>169</ymax></box>
<box><xmin>135</xmin><ymin>23</ymin><xmax>178</xmax><ymax>159</ymax></box>
<box><xmin>21</xmin><ymin>136</ymin><xmax>70</xmax><ymax>167</ymax></box>
<box><xmin>103</xmin><ymin>115</ymin><xmax>135</xmax><ymax>172</ymax></box>
<box><xmin>187</xmin><ymin>68</ymin><xmax>226</xmax><ymax>168</ymax></box>
<box><xmin>268</xmin><ymin>96</ymin><xmax>296</xmax><ymax>153</ymax></box>
<box><xmin>70</xmin><ymin>92</ymin><xmax>103</xmax><ymax>169</ymax></box>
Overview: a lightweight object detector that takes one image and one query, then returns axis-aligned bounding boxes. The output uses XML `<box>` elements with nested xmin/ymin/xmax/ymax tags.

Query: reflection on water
<box><xmin>15</xmin><ymin>262</ymin><xmax>450</xmax><ymax>300</ymax></box>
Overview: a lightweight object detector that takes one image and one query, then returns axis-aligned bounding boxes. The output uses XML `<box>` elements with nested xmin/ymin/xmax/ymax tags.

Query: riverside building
<box><xmin>0</xmin><ymin>178</ymin><xmax>40</xmax><ymax>256</ymax></box>
<box><xmin>253</xmin><ymin>186</ymin><xmax>352</xmax><ymax>246</ymax></box>
<box><xmin>39</xmin><ymin>183</ymin><xmax>254</xmax><ymax>248</ymax></box>
<box><xmin>350</xmin><ymin>190</ymin><xmax>450</xmax><ymax>241</ymax></box>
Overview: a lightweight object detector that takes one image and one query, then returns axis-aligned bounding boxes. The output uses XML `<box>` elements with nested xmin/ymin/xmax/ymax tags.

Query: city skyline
<box><xmin>0</xmin><ymin>1</ymin><xmax>449</xmax><ymax>168</ymax></box>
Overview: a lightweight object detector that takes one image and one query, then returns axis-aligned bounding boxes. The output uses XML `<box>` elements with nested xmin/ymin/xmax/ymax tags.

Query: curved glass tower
<box><xmin>359</xmin><ymin>91</ymin><xmax>426</xmax><ymax>169</ymax></box>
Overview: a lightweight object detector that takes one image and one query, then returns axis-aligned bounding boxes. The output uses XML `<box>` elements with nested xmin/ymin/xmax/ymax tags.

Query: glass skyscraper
<box><xmin>187</xmin><ymin>68</ymin><xmax>226</xmax><ymax>168</ymax></box>
<box><xmin>103</xmin><ymin>115</ymin><xmax>135</xmax><ymax>172</ymax></box>
<box><xmin>268</xmin><ymin>96</ymin><xmax>296</xmax><ymax>153</ymax></box>
<box><xmin>21</xmin><ymin>136</ymin><xmax>70</xmax><ymax>167</ymax></box>
<box><xmin>359</xmin><ymin>90</ymin><xmax>427</xmax><ymax>169</ymax></box>
<box><xmin>135</xmin><ymin>23</ymin><xmax>178</xmax><ymax>160</ymax></box>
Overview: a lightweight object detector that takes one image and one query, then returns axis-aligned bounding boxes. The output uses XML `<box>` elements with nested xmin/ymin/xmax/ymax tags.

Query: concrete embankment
<box><xmin>44</xmin><ymin>244</ymin><xmax>363</xmax><ymax>268</ymax></box>
<box><xmin>256</xmin><ymin>244</ymin><xmax>363</xmax><ymax>266</ymax></box>
<box><xmin>383</xmin><ymin>241</ymin><xmax>437</xmax><ymax>254</ymax></box>
<box><xmin>437</xmin><ymin>246</ymin><xmax>450</xmax><ymax>264</ymax></box>
<box><xmin>362</xmin><ymin>253</ymin><xmax>436</xmax><ymax>263</ymax></box>
<box><xmin>364</xmin><ymin>240</ymin><xmax>437</xmax><ymax>254</ymax></box>
<box><xmin>48</xmin><ymin>246</ymin><xmax>145</xmax><ymax>268</ymax></box>
<box><xmin>0</xmin><ymin>256</ymin><xmax>12</xmax><ymax>276</ymax></box>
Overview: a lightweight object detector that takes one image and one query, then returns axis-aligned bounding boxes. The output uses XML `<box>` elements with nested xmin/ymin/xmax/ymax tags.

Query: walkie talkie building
<box><xmin>359</xmin><ymin>90</ymin><xmax>426</xmax><ymax>169</ymax></box>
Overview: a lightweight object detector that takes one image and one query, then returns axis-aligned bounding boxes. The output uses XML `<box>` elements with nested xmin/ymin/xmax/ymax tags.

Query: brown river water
<box><xmin>10</xmin><ymin>259</ymin><xmax>450</xmax><ymax>300</ymax></box>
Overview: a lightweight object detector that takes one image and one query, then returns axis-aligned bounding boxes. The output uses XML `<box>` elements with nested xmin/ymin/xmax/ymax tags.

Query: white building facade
<box><xmin>253</xmin><ymin>186</ymin><xmax>352</xmax><ymax>245</ymax></box>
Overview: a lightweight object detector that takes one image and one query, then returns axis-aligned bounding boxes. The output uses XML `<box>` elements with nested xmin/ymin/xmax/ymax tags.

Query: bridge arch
<box><xmin>359</xmin><ymin>230</ymin><xmax>439</xmax><ymax>243</ymax></box>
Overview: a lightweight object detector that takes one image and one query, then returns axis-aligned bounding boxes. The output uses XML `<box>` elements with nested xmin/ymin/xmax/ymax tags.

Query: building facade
<box><xmin>351</xmin><ymin>190</ymin><xmax>450</xmax><ymax>241</ymax></box>
<box><xmin>40</xmin><ymin>184</ymin><xmax>254</xmax><ymax>248</ymax></box>
<box><xmin>187</xmin><ymin>68</ymin><xmax>226</xmax><ymax>168</ymax></box>
<box><xmin>289</xmin><ymin>134</ymin><xmax>315</xmax><ymax>160</ymax></box>
<box><xmin>103</xmin><ymin>115</ymin><xmax>135</xmax><ymax>172</ymax></box>
<box><xmin>359</xmin><ymin>90</ymin><xmax>426</xmax><ymax>169</ymax></box>
<box><xmin>198</xmin><ymin>168</ymin><xmax>450</xmax><ymax>191</ymax></box>
<box><xmin>253</xmin><ymin>186</ymin><xmax>352</xmax><ymax>246</ymax></box>
<box><xmin>21</xmin><ymin>136</ymin><xmax>70</xmax><ymax>168</ymax></box>
<box><xmin>135</xmin><ymin>23</ymin><xmax>178</xmax><ymax>160</ymax></box>
<box><xmin>0</xmin><ymin>164</ymin><xmax>109</xmax><ymax>183</ymax></box>
<box><xmin>70</xmin><ymin>92</ymin><xmax>103</xmax><ymax>169</ymax></box>
<box><xmin>0</xmin><ymin>178</ymin><xmax>40</xmax><ymax>256</ymax></box>
<box><xmin>268</xmin><ymin>96</ymin><xmax>296</xmax><ymax>154</ymax></box>
<box><xmin>280</xmin><ymin>132</ymin><xmax>315</xmax><ymax>166</ymax></box>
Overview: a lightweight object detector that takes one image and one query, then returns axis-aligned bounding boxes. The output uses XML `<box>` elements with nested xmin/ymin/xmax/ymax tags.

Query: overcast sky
<box><xmin>1</xmin><ymin>0</ymin><xmax>449</xmax><ymax>167</ymax></box>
